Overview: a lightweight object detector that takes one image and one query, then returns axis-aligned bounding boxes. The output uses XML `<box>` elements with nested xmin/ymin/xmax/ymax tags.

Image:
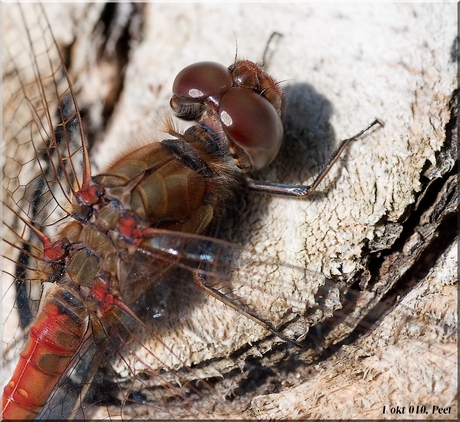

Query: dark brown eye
<box><xmin>172</xmin><ymin>61</ymin><xmax>232</xmax><ymax>99</ymax></box>
<box><xmin>219</xmin><ymin>87</ymin><xmax>283</xmax><ymax>171</ymax></box>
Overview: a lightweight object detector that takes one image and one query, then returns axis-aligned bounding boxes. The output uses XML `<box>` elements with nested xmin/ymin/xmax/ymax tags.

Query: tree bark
<box><xmin>3</xmin><ymin>3</ymin><xmax>457</xmax><ymax>419</ymax></box>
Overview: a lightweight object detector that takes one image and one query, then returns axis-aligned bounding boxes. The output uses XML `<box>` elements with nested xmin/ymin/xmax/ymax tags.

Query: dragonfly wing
<box><xmin>3</xmin><ymin>4</ymin><xmax>90</xmax><ymax>226</ymax></box>
<box><xmin>3</xmin><ymin>3</ymin><xmax>91</xmax><ymax>331</ymax></box>
<box><xmin>135</xmin><ymin>229</ymin><xmax>332</xmax><ymax>340</ymax></box>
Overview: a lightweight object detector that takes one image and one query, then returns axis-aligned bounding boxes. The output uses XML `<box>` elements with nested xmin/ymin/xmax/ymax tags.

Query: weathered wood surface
<box><xmin>2</xmin><ymin>3</ymin><xmax>457</xmax><ymax>419</ymax></box>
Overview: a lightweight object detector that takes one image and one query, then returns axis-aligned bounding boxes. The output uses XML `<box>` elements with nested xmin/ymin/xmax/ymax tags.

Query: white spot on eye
<box><xmin>188</xmin><ymin>88</ymin><xmax>204</xmax><ymax>98</ymax></box>
<box><xmin>220</xmin><ymin>110</ymin><xmax>233</xmax><ymax>127</ymax></box>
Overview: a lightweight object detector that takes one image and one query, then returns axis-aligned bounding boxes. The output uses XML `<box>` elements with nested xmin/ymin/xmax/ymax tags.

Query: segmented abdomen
<box><xmin>2</xmin><ymin>286</ymin><xmax>88</xmax><ymax>420</ymax></box>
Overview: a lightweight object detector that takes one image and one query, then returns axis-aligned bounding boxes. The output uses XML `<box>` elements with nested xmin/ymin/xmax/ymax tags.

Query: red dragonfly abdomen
<box><xmin>2</xmin><ymin>286</ymin><xmax>88</xmax><ymax>420</ymax></box>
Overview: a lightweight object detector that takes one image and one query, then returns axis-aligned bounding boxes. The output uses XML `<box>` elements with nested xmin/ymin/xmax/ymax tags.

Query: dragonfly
<box><xmin>2</xmin><ymin>3</ymin><xmax>454</xmax><ymax>421</ymax></box>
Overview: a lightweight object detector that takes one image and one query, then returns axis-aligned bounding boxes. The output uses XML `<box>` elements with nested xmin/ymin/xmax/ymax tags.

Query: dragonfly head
<box><xmin>170</xmin><ymin>60</ymin><xmax>284</xmax><ymax>172</ymax></box>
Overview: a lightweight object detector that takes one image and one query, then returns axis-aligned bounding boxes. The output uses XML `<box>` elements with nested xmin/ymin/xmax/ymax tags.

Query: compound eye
<box><xmin>172</xmin><ymin>61</ymin><xmax>233</xmax><ymax>99</ymax></box>
<box><xmin>219</xmin><ymin>87</ymin><xmax>283</xmax><ymax>171</ymax></box>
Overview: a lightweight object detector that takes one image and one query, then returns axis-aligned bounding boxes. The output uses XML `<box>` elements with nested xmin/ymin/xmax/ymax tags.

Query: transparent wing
<box><xmin>2</xmin><ymin>3</ymin><xmax>91</xmax><ymax>332</ymax></box>
<box><xmin>3</xmin><ymin>3</ymin><xmax>90</xmax><ymax>226</ymax></box>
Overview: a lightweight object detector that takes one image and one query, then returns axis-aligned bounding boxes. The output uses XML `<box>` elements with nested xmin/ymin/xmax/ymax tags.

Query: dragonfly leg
<box><xmin>246</xmin><ymin>118</ymin><xmax>384</xmax><ymax>198</ymax></box>
<box><xmin>193</xmin><ymin>272</ymin><xmax>303</xmax><ymax>348</ymax></box>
